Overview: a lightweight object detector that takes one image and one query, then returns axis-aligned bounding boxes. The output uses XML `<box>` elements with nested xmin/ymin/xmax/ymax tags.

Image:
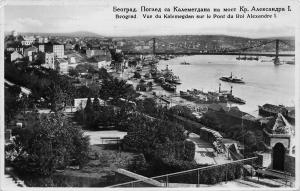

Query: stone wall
<box><xmin>284</xmin><ymin>154</ymin><xmax>295</xmax><ymax>176</ymax></box>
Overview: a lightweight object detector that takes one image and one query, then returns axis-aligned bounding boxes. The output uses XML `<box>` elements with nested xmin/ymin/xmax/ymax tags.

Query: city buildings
<box><xmin>43</xmin><ymin>52</ymin><xmax>55</xmax><ymax>69</ymax></box>
<box><xmin>37</xmin><ymin>44</ymin><xmax>45</xmax><ymax>52</ymax></box>
<box><xmin>24</xmin><ymin>46</ymin><xmax>38</xmax><ymax>61</ymax></box>
<box><xmin>10</xmin><ymin>51</ymin><xmax>23</xmax><ymax>62</ymax></box>
<box><xmin>55</xmin><ymin>58</ymin><xmax>68</xmax><ymax>74</ymax></box>
<box><xmin>86</xmin><ymin>49</ymin><xmax>109</xmax><ymax>58</ymax></box>
<box><xmin>6</xmin><ymin>42</ymin><xmax>24</xmax><ymax>54</ymax></box>
<box><xmin>45</xmin><ymin>42</ymin><xmax>65</xmax><ymax>58</ymax></box>
<box><xmin>21</xmin><ymin>36</ymin><xmax>35</xmax><ymax>46</ymax></box>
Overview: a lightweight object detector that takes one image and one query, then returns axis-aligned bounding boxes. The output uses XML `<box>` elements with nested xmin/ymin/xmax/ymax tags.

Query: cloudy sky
<box><xmin>3</xmin><ymin>0</ymin><xmax>298</xmax><ymax>38</ymax></box>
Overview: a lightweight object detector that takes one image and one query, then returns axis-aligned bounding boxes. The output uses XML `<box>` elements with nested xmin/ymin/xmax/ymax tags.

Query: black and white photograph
<box><xmin>0</xmin><ymin>0</ymin><xmax>298</xmax><ymax>189</ymax></box>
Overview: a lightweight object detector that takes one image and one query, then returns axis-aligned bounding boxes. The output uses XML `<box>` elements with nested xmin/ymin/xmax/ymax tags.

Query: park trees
<box><xmin>99</xmin><ymin>77</ymin><xmax>135</xmax><ymax>103</ymax></box>
<box><xmin>10</xmin><ymin>112</ymin><xmax>90</xmax><ymax>176</ymax></box>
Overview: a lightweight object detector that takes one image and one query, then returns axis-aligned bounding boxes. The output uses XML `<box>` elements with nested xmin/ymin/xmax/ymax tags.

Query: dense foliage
<box><xmin>5</xmin><ymin>84</ymin><xmax>22</xmax><ymax>123</ymax></box>
<box><xmin>99</xmin><ymin>77</ymin><xmax>136</xmax><ymax>103</ymax></box>
<box><xmin>10</xmin><ymin>112</ymin><xmax>90</xmax><ymax>176</ymax></box>
<box><xmin>168</xmin><ymin>105</ymin><xmax>198</xmax><ymax>121</ymax></box>
<box><xmin>122</xmin><ymin>114</ymin><xmax>195</xmax><ymax>162</ymax></box>
<box><xmin>136</xmin><ymin>98</ymin><xmax>168</xmax><ymax>119</ymax></box>
<box><xmin>5</xmin><ymin>61</ymin><xmax>75</xmax><ymax>111</ymax></box>
<box><xmin>74</xmin><ymin>97</ymin><xmax>119</xmax><ymax>130</ymax></box>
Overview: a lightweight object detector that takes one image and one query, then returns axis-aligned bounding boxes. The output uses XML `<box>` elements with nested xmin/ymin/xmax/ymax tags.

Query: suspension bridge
<box><xmin>123</xmin><ymin>38</ymin><xmax>295</xmax><ymax>59</ymax></box>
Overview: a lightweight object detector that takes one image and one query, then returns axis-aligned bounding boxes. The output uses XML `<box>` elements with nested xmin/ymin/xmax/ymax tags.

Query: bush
<box><xmin>133</xmin><ymin>72</ymin><xmax>141</xmax><ymax>79</ymax></box>
<box><xmin>128</xmin><ymin>154</ymin><xmax>148</xmax><ymax>174</ymax></box>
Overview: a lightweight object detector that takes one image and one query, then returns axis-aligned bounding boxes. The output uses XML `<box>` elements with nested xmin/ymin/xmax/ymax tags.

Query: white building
<box><xmin>42</xmin><ymin>52</ymin><xmax>55</xmax><ymax>69</ymax></box>
<box><xmin>53</xmin><ymin>44</ymin><xmax>64</xmax><ymax>58</ymax></box>
<box><xmin>86</xmin><ymin>49</ymin><xmax>108</xmax><ymax>58</ymax></box>
<box><xmin>55</xmin><ymin>58</ymin><xmax>68</xmax><ymax>74</ymax></box>
<box><xmin>69</xmin><ymin>57</ymin><xmax>76</xmax><ymax>64</ymax></box>
<box><xmin>10</xmin><ymin>51</ymin><xmax>23</xmax><ymax>62</ymax></box>
<box><xmin>38</xmin><ymin>44</ymin><xmax>45</xmax><ymax>52</ymax></box>
<box><xmin>21</xmin><ymin>36</ymin><xmax>35</xmax><ymax>46</ymax></box>
<box><xmin>12</xmin><ymin>30</ymin><xmax>18</xmax><ymax>37</ymax></box>
<box><xmin>98</xmin><ymin>60</ymin><xmax>111</xmax><ymax>69</ymax></box>
<box><xmin>74</xmin><ymin>98</ymin><xmax>106</xmax><ymax>109</ymax></box>
<box><xmin>45</xmin><ymin>42</ymin><xmax>64</xmax><ymax>58</ymax></box>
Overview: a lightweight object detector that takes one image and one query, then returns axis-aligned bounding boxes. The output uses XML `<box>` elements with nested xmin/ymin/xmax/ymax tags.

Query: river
<box><xmin>158</xmin><ymin>55</ymin><xmax>295</xmax><ymax>116</ymax></box>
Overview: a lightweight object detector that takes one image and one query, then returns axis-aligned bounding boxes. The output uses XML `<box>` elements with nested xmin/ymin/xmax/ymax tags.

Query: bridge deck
<box><xmin>124</xmin><ymin>52</ymin><xmax>295</xmax><ymax>57</ymax></box>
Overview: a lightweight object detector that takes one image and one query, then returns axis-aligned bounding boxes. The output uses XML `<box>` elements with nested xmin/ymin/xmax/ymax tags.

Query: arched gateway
<box><xmin>272</xmin><ymin>143</ymin><xmax>285</xmax><ymax>171</ymax></box>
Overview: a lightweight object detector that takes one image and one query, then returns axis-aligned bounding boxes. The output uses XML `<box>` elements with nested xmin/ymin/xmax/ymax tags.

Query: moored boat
<box><xmin>161</xmin><ymin>82</ymin><xmax>176</xmax><ymax>92</ymax></box>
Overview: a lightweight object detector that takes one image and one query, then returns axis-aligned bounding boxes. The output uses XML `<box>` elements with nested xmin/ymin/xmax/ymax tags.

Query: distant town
<box><xmin>4</xmin><ymin>30</ymin><xmax>296</xmax><ymax>188</ymax></box>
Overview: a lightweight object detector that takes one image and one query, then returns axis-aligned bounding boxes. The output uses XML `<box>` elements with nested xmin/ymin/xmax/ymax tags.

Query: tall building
<box><xmin>44</xmin><ymin>42</ymin><xmax>64</xmax><ymax>58</ymax></box>
<box><xmin>38</xmin><ymin>44</ymin><xmax>45</xmax><ymax>52</ymax></box>
<box><xmin>43</xmin><ymin>52</ymin><xmax>55</xmax><ymax>69</ymax></box>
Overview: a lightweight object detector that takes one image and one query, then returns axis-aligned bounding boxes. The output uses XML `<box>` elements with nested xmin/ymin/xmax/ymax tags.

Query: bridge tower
<box><xmin>152</xmin><ymin>38</ymin><xmax>156</xmax><ymax>55</ymax></box>
<box><xmin>274</xmin><ymin>39</ymin><xmax>280</xmax><ymax>65</ymax></box>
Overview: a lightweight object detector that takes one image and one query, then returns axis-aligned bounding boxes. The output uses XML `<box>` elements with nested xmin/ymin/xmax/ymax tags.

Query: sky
<box><xmin>3</xmin><ymin>0</ymin><xmax>299</xmax><ymax>38</ymax></box>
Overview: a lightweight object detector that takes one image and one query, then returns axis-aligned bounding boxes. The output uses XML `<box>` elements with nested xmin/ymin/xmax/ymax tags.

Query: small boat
<box><xmin>285</xmin><ymin>58</ymin><xmax>295</xmax><ymax>65</ymax></box>
<box><xmin>219</xmin><ymin>73</ymin><xmax>245</xmax><ymax>84</ymax></box>
<box><xmin>286</xmin><ymin>61</ymin><xmax>295</xmax><ymax>65</ymax></box>
<box><xmin>180</xmin><ymin>61</ymin><xmax>190</xmax><ymax>65</ymax></box>
<box><xmin>240</xmin><ymin>55</ymin><xmax>247</xmax><ymax>60</ymax></box>
<box><xmin>154</xmin><ymin>76</ymin><xmax>165</xmax><ymax>84</ymax></box>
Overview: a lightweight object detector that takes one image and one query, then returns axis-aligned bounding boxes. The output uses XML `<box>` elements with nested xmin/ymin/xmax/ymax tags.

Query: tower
<box><xmin>152</xmin><ymin>38</ymin><xmax>156</xmax><ymax>55</ymax></box>
<box><xmin>274</xmin><ymin>39</ymin><xmax>280</xmax><ymax>65</ymax></box>
<box><xmin>12</xmin><ymin>30</ymin><xmax>18</xmax><ymax>37</ymax></box>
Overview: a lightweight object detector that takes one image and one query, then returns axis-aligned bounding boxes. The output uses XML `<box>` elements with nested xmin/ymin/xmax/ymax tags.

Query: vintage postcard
<box><xmin>0</xmin><ymin>0</ymin><xmax>299</xmax><ymax>190</ymax></box>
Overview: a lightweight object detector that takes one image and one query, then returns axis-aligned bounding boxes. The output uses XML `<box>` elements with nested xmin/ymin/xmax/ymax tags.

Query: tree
<box><xmin>98</xmin><ymin>68</ymin><xmax>109</xmax><ymax>79</ymax></box>
<box><xmin>92</xmin><ymin>96</ymin><xmax>101</xmax><ymax>112</ymax></box>
<box><xmin>11</xmin><ymin>112</ymin><xmax>90</xmax><ymax>176</ymax></box>
<box><xmin>84</xmin><ymin>97</ymin><xmax>95</xmax><ymax>129</ymax></box>
<box><xmin>99</xmin><ymin>77</ymin><xmax>135</xmax><ymax>102</ymax></box>
<box><xmin>84</xmin><ymin>97</ymin><xmax>93</xmax><ymax>113</ymax></box>
<box><xmin>68</xmin><ymin>68</ymin><xmax>79</xmax><ymax>77</ymax></box>
<box><xmin>5</xmin><ymin>84</ymin><xmax>22</xmax><ymax>123</ymax></box>
<box><xmin>31</xmin><ymin>52</ymin><xmax>45</xmax><ymax>66</ymax></box>
<box><xmin>133</xmin><ymin>72</ymin><xmax>141</xmax><ymax>79</ymax></box>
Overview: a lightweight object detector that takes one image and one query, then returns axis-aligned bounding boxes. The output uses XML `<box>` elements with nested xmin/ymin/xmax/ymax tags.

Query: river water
<box><xmin>158</xmin><ymin>55</ymin><xmax>295</xmax><ymax>116</ymax></box>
